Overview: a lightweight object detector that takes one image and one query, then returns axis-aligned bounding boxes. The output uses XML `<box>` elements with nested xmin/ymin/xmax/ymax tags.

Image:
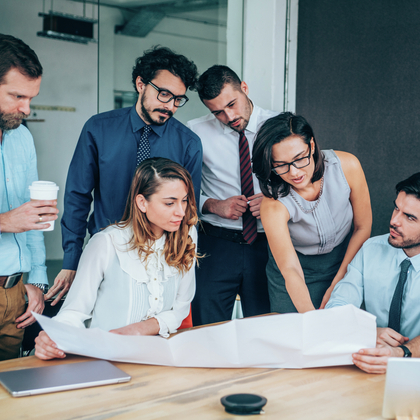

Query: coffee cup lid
<box><xmin>29</xmin><ymin>181</ymin><xmax>59</xmax><ymax>191</ymax></box>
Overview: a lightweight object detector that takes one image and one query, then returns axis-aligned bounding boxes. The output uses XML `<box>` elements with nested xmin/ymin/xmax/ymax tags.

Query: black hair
<box><xmin>131</xmin><ymin>45</ymin><xmax>198</xmax><ymax>92</ymax></box>
<box><xmin>0</xmin><ymin>34</ymin><xmax>43</xmax><ymax>84</ymax></box>
<box><xmin>196</xmin><ymin>65</ymin><xmax>242</xmax><ymax>101</ymax></box>
<box><xmin>396</xmin><ymin>173</ymin><xmax>420</xmax><ymax>200</ymax></box>
<box><xmin>252</xmin><ymin>112</ymin><xmax>325</xmax><ymax>199</ymax></box>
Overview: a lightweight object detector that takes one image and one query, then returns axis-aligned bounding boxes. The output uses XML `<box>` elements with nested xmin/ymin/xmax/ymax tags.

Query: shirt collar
<box><xmin>222</xmin><ymin>100</ymin><xmax>259</xmax><ymax>136</ymax></box>
<box><xmin>406</xmin><ymin>251</ymin><xmax>420</xmax><ymax>273</ymax></box>
<box><xmin>129</xmin><ymin>104</ymin><xmax>167</xmax><ymax>138</ymax></box>
<box><xmin>391</xmin><ymin>237</ymin><xmax>420</xmax><ymax>272</ymax></box>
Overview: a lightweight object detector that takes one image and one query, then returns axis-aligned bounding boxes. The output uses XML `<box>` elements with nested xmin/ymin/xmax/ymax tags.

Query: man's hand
<box><xmin>352</xmin><ymin>345</ymin><xmax>403</xmax><ymax>374</ymax></box>
<box><xmin>35</xmin><ymin>331</ymin><xmax>66</xmax><ymax>360</ymax></box>
<box><xmin>376</xmin><ymin>327</ymin><xmax>408</xmax><ymax>347</ymax></box>
<box><xmin>202</xmin><ymin>196</ymin><xmax>248</xmax><ymax>220</ymax></box>
<box><xmin>44</xmin><ymin>269</ymin><xmax>76</xmax><ymax>305</ymax></box>
<box><xmin>0</xmin><ymin>200</ymin><xmax>58</xmax><ymax>233</ymax></box>
<box><xmin>247</xmin><ymin>193</ymin><xmax>263</xmax><ymax>219</ymax></box>
<box><xmin>15</xmin><ymin>284</ymin><xmax>45</xmax><ymax>328</ymax></box>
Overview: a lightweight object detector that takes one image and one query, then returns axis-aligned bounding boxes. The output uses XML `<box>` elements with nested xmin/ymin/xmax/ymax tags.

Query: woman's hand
<box><xmin>34</xmin><ymin>331</ymin><xmax>66</xmax><ymax>360</ymax></box>
<box><xmin>110</xmin><ymin>318</ymin><xmax>160</xmax><ymax>336</ymax></box>
<box><xmin>319</xmin><ymin>285</ymin><xmax>334</xmax><ymax>309</ymax></box>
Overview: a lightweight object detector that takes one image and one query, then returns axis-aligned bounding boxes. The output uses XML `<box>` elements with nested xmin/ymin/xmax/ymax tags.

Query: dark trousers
<box><xmin>192</xmin><ymin>229</ymin><xmax>270</xmax><ymax>326</ymax></box>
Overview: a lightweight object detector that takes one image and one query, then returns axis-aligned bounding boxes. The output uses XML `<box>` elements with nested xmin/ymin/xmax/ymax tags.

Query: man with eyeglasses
<box><xmin>48</xmin><ymin>47</ymin><xmax>202</xmax><ymax>303</ymax></box>
<box><xmin>187</xmin><ymin>65</ymin><xmax>277</xmax><ymax>325</ymax></box>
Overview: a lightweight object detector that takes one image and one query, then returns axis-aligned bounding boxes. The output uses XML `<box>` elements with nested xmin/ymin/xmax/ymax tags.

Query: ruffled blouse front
<box><xmin>54</xmin><ymin>225</ymin><xmax>197</xmax><ymax>337</ymax></box>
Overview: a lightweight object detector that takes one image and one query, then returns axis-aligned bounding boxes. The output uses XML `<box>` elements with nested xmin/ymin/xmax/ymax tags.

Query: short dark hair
<box><xmin>0</xmin><ymin>34</ymin><xmax>43</xmax><ymax>84</ymax></box>
<box><xmin>252</xmin><ymin>112</ymin><xmax>325</xmax><ymax>199</ymax></box>
<box><xmin>131</xmin><ymin>45</ymin><xmax>198</xmax><ymax>92</ymax></box>
<box><xmin>396</xmin><ymin>173</ymin><xmax>420</xmax><ymax>200</ymax></box>
<box><xmin>196</xmin><ymin>65</ymin><xmax>242</xmax><ymax>101</ymax></box>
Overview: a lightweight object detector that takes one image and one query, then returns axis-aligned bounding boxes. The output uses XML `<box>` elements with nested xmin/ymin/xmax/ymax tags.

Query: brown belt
<box><xmin>0</xmin><ymin>274</ymin><xmax>22</xmax><ymax>288</ymax></box>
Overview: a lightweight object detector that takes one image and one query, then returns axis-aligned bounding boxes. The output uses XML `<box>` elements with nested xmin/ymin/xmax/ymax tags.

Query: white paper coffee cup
<box><xmin>29</xmin><ymin>181</ymin><xmax>59</xmax><ymax>231</ymax></box>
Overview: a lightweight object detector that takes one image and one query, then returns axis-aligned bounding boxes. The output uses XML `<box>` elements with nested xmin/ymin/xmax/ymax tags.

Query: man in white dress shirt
<box><xmin>188</xmin><ymin>65</ymin><xmax>277</xmax><ymax>325</ymax></box>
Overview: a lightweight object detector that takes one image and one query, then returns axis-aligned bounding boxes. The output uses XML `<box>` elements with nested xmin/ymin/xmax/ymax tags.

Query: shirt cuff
<box><xmin>62</xmin><ymin>251</ymin><xmax>82</xmax><ymax>271</ymax></box>
<box><xmin>27</xmin><ymin>267</ymin><xmax>48</xmax><ymax>285</ymax></box>
<box><xmin>199</xmin><ymin>194</ymin><xmax>210</xmax><ymax>216</ymax></box>
<box><xmin>153</xmin><ymin>315</ymin><xmax>170</xmax><ymax>338</ymax></box>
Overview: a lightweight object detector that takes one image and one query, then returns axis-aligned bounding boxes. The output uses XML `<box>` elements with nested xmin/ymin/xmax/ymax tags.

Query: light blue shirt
<box><xmin>0</xmin><ymin>125</ymin><xmax>48</xmax><ymax>284</ymax></box>
<box><xmin>326</xmin><ymin>234</ymin><xmax>420</xmax><ymax>339</ymax></box>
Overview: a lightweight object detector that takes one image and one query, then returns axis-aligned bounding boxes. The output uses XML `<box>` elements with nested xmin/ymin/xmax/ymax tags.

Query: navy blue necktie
<box><xmin>136</xmin><ymin>125</ymin><xmax>152</xmax><ymax>166</ymax></box>
<box><xmin>388</xmin><ymin>258</ymin><xmax>411</xmax><ymax>333</ymax></box>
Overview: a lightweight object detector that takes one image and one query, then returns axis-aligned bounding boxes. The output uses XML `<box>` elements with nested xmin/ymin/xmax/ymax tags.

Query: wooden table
<box><xmin>0</xmin><ymin>355</ymin><xmax>386</xmax><ymax>420</ymax></box>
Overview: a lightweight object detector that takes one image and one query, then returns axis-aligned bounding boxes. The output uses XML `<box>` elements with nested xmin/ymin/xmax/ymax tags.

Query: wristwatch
<box><xmin>31</xmin><ymin>283</ymin><xmax>49</xmax><ymax>294</ymax></box>
<box><xmin>398</xmin><ymin>345</ymin><xmax>412</xmax><ymax>358</ymax></box>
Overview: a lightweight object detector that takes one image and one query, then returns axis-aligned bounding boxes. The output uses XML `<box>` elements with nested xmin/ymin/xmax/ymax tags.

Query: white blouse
<box><xmin>54</xmin><ymin>225</ymin><xmax>197</xmax><ymax>337</ymax></box>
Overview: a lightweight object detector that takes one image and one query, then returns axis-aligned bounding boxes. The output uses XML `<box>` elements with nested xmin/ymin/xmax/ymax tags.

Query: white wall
<box><xmin>0</xmin><ymin>0</ymin><xmax>98</xmax><ymax>259</ymax></box>
<box><xmin>243</xmin><ymin>0</ymin><xmax>298</xmax><ymax>112</ymax></box>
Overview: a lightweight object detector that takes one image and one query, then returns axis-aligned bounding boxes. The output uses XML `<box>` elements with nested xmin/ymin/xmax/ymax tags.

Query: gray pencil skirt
<box><xmin>266</xmin><ymin>232</ymin><xmax>351</xmax><ymax>313</ymax></box>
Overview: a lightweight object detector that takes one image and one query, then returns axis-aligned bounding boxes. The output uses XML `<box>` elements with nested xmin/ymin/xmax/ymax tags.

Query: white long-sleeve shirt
<box><xmin>54</xmin><ymin>225</ymin><xmax>196</xmax><ymax>337</ymax></box>
<box><xmin>188</xmin><ymin>104</ymin><xmax>277</xmax><ymax>232</ymax></box>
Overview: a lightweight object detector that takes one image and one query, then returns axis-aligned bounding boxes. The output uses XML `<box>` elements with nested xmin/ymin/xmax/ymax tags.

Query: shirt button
<box><xmin>10</xmin><ymin>205</ymin><xmax>12</xmax><ymax>209</ymax></box>
<box><xmin>155</xmin><ymin>298</ymin><xmax>158</xmax><ymax>300</ymax></box>
<box><xmin>6</xmin><ymin>178</ymin><xmax>9</xmax><ymax>182</ymax></box>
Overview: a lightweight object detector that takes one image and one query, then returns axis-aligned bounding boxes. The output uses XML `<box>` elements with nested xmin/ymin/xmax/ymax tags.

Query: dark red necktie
<box><xmin>239</xmin><ymin>131</ymin><xmax>258</xmax><ymax>244</ymax></box>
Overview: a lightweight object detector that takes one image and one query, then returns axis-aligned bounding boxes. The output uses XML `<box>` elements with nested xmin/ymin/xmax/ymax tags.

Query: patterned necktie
<box><xmin>388</xmin><ymin>258</ymin><xmax>411</xmax><ymax>333</ymax></box>
<box><xmin>239</xmin><ymin>131</ymin><xmax>257</xmax><ymax>244</ymax></box>
<box><xmin>136</xmin><ymin>125</ymin><xmax>152</xmax><ymax>166</ymax></box>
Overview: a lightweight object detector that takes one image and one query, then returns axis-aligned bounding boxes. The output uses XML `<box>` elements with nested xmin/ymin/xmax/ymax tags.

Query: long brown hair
<box><xmin>119</xmin><ymin>157</ymin><xmax>198</xmax><ymax>273</ymax></box>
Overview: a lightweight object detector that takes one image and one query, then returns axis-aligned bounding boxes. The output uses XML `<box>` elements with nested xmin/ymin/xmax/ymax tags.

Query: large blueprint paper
<box><xmin>34</xmin><ymin>305</ymin><xmax>376</xmax><ymax>369</ymax></box>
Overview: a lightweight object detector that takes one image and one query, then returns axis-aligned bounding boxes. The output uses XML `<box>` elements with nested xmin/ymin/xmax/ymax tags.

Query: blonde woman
<box><xmin>35</xmin><ymin>157</ymin><xmax>198</xmax><ymax>360</ymax></box>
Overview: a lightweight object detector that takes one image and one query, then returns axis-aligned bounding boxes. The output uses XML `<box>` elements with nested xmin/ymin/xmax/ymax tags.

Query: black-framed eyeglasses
<box><xmin>148</xmin><ymin>81</ymin><xmax>189</xmax><ymax>107</ymax></box>
<box><xmin>271</xmin><ymin>147</ymin><xmax>312</xmax><ymax>175</ymax></box>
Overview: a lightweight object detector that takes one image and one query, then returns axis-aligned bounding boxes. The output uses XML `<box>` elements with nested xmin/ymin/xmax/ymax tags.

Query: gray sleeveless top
<box><xmin>279</xmin><ymin>150</ymin><xmax>353</xmax><ymax>255</ymax></box>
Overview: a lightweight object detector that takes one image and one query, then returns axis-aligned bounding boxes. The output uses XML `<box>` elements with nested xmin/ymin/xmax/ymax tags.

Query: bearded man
<box><xmin>49</xmin><ymin>47</ymin><xmax>202</xmax><ymax>303</ymax></box>
<box><xmin>0</xmin><ymin>34</ymin><xmax>59</xmax><ymax>360</ymax></box>
<box><xmin>326</xmin><ymin>172</ymin><xmax>420</xmax><ymax>373</ymax></box>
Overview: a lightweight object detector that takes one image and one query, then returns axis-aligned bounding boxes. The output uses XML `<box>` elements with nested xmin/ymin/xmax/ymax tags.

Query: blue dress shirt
<box><xmin>326</xmin><ymin>234</ymin><xmax>420</xmax><ymax>339</ymax></box>
<box><xmin>61</xmin><ymin>105</ymin><xmax>203</xmax><ymax>271</ymax></box>
<box><xmin>0</xmin><ymin>126</ymin><xmax>48</xmax><ymax>284</ymax></box>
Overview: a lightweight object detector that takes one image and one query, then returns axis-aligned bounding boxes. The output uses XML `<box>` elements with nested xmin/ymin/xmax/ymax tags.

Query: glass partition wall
<box><xmin>98</xmin><ymin>0</ymin><xmax>243</xmax><ymax>125</ymax></box>
<box><xmin>0</xmin><ymin>0</ymin><xmax>243</xmax><ymax>271</ymax></box>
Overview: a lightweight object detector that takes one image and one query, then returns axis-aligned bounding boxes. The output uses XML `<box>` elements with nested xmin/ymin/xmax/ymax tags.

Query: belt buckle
<box><xmin>3</xmin><ymin>273</ymin><xmax>22</xmax><ymax>289</ymax></box>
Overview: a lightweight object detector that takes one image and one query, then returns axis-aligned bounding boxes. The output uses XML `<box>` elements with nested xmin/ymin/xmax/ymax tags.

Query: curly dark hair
<box><xmin>131</xmin><ymin>45</ymin><xmax>198</xmax><ymax>92</ymax></box>
<box><xmin>196</xmin><ymin>65</ymin><xmax>242</xmax><ymax>101</ymax></box>
<box><xmin>0</xmin><ymin>34</ymin><xmax>42</xmax><ymax>84</ymax></box>
<box><xmin>252</xmin><ymin>112</ymin><xmax>325</xmax><ymax>200</ymax></box>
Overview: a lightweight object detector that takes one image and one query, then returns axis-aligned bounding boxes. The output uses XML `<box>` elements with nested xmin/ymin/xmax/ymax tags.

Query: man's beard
<box><xmin>388</xmin><ymin>225</ymin><xmax>420</xmax><ymax>250</ymax></box>
<box><xmin>228</xmin><ymin>117</ymin><xmax>249</xmax><ymax>133</ymax></box>
<box><xmin>140</xmin><ymin>97</ymin><xmax>173</xmax><ymax>126</ymax></box>
<box><xmin>0</xmin><ymin>111</ymin><xmax>26</xmax><ymax>131</ymax></box>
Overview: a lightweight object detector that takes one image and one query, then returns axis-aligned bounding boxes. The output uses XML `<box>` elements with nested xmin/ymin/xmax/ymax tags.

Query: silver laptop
<box><xmin>382</xmin><ymin>357</ymin><xmax>420</xmax><ymax>418</ymax></box>
<box><xmin>0</xmin><ymin>360</ymin><xmax>131</xmax><ymax>397</ymax></box>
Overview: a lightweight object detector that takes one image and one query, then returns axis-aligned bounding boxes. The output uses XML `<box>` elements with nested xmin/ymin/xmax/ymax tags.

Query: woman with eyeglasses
<box><xmin>35</xmin><ymin>158</ymin><xmax>198</xmax><ymax>360</ymax></box>
<box><xmin>252</xmin><ymin>112</ymin><xmax>371</xmax><ymax>313</ymax></box>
